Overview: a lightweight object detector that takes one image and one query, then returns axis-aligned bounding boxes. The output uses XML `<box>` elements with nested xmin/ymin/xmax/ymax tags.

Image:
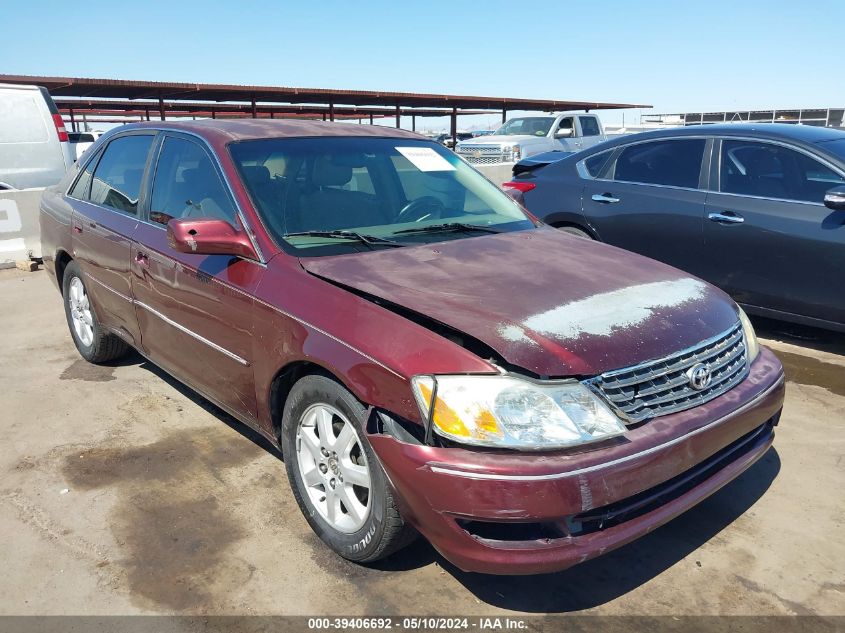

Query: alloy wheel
<box><xmin>295</xmin><ymin>403</ymin><xmax>372</xmax><ymax>533</ymax></box>
<box><xmin>68</xmin><ymin>277</ymin><xmax>94</xmax><ymax>347</ymax></box>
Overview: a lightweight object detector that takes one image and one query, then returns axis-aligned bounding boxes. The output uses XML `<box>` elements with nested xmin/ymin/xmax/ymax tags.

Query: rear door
<box><xmin>577</xmin><ymin>116</ymin><xmax>603</xmax><ymax>150</ymax></box>
<box><xmin>67</xmin><ymin>132</ymin><xmax>155</xmax><ymax>345</ymax></box>
<box><xmin>704</xmin><ymin>138</ymin><xmax>845</xmax><ymax>324</ymax></box>
<box><xmin>580</xmin><ymin>137</ymin><xmax>710</xmax><ymax>277</ymax></box>
<box><xmin>132</xmin><ymin>133</ymin><xmax>262</xmax><ymax>422</ymax></box>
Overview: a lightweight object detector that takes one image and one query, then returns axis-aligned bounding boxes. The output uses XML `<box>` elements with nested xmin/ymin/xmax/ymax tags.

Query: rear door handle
<box><xmin>708</xmin><ymin>211</ymin><xmax>745</xmax><ymax>224</ymax></box>
<box><xmin>592</xmin><ymin>193</ymin><xmax>620</xmax><ymax>204</ymax></box>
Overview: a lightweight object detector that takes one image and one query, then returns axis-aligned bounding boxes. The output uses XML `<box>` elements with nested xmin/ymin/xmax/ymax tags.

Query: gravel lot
<box><xmin>1</xmin><ymin>267</ymin><xmax>843</xmax><ymax>616</ymax></box>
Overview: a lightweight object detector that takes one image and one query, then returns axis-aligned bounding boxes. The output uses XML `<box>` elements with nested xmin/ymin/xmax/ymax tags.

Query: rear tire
<box><xmin>281</xmin><ymin>374</ymin><xmax>416</xmax><ymax>563</ymax></box>
<box><xmin>557</xmin><ymin>225</ymin><xmax>593</xmax><ymax>239</ymax></box>
<box><xmin>62</xmin><ymin>261</ymin><xmax>129</xmax><ymax>363</ymax></box>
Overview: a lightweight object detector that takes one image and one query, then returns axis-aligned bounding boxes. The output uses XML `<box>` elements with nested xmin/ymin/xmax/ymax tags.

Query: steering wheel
<box><xmin>395</xmin><ymin>196</ymin><xmax>446</xmax><ymax>223</ymax></box>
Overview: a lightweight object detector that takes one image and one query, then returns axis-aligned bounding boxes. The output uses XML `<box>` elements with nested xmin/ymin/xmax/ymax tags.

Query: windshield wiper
<box><xmin>392</xmin><ymin>222</ymin><xmax>502</xmax><ymax>236</ymax></box>
<box><xmin>282</xmin><ymin>230</ymin><xmax>404</xmax><ymax>248</ymax></box>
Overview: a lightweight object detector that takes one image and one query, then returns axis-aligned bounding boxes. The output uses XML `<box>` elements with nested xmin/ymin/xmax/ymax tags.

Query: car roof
<box><xmin>618</xmin><ymin>123</ymin><xmax>845</xmax><ymax>145</ymax></box>
<box><xmin>115</xmin><ymin>118</ymin><xmax>427</xmax><ymax>143</ymax></box>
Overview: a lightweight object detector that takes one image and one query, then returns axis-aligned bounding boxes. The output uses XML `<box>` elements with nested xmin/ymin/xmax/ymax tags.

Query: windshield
<box><xmin>819</xmin><ymin>138</ymin><xmax>845</xmax><ymax>162</ymax></box>
<box><xmin>229</xmin><ymin>137</ymin><xmax>534</xmax><ymax>255</ymax></box>
<box><xmin>494</xmin><ymin>117</ymin><xmax>556</xmax><ymax>137</ymax></box>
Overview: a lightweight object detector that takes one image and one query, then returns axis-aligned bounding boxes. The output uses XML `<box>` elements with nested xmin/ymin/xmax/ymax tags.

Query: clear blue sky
<box><xmin>4</xmin><ymin>0</ymin><xmax>843</xmax><ymax>131</ymax></box>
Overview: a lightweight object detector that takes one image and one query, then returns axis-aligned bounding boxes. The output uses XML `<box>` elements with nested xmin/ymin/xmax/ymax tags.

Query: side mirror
<box><xmin>554</xmin><ymin>128</ymin><xmax>574</xmax><ymax>139</ymax></box>
<box><xmin>823</xmin><ymin>185</ymin><xmax>845</xmax><ymax>211</ymax></box>
<box><xmin>166</xmin><ymin>218</ymin><xmax>258</xmax><ymax>260</ymax></box>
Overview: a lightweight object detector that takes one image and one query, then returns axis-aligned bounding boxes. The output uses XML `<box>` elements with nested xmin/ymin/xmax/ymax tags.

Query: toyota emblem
<box><xmin>686</xmin><ymin>363</ymin><xmax>713</xmax><ymax>391</ymax></box>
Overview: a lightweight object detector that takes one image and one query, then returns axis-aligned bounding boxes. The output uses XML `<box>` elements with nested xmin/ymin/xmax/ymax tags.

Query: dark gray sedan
<box><xmin>507</xmin><ymin>124</ymin><xmax>845</xmax><ymax>332</ymax></box>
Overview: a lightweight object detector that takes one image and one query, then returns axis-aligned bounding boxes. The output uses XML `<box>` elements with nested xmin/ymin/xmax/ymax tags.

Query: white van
<box><xmin>0</xmin><ymin>83</ymin><xmax>74</xmax><ymax>190</ymax></box>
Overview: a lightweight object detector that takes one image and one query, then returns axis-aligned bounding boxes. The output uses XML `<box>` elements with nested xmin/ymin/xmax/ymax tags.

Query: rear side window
<box><xmin>613</xmin><ymin>139</ymin><xmax>705</xmax><ymax>189</ymax></box>
<box><xmin>89</xmin><ymin>135</ymin><xmax>154</xmax><ymax>215</ymax></box>
<box><xmin>150</xmin><ymin>136</ymin><xmax>236</xmax><ymax>225</ymax></box>
<box><xmin>720</xmin><ymin>140</ymin><xmax>845</xmax><ymax>203</ymax></box>
<box><xmin>0</xmin><ymin>90</ymin><xmax>48</xmax><ymax>143</ymax></box>
<box><xmin>579</xmin><ymin>116</ymin><xmax>601</xmax><ymax>137</ymax></box>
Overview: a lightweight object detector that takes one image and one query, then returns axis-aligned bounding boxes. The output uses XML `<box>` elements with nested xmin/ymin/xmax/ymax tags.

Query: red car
<box><xmin>40</xmin><ymin>120</ymin><xmax>785</xmax><ymax>575</ymax></box>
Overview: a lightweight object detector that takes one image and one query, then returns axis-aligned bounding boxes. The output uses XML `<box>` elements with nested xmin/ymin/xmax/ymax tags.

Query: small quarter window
<box><xmin>68</xmin><ymin>149</ymin><xmax>102</xmax><ymax>200</ymax></box>
<box><xmin>89</xmin><ymin>135</ymin><xmax>154</xmax><ymax>215</ymax></box>
<box><xmin>583</xmin><ymin>150</ymin><xmax>613</xmax><ymax>178</ymax></box>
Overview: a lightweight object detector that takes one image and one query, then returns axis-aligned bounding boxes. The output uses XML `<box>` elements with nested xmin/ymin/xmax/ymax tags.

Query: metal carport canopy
<box><xmin>0</xmin><ymin>74</ymin><xmax>650</xmax><ymax>112</ymax></box>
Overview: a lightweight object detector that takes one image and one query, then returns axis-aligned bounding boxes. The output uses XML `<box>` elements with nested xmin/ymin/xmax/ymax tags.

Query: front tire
<box><xmin>62</xmin><ymin>261</ymin><xmax>128</xmax><ymax>363</ymax></box>
<box><xmin>281</xmin><ymin>375</ymin><xmax>415</xmax><ymax>563</ymax></box>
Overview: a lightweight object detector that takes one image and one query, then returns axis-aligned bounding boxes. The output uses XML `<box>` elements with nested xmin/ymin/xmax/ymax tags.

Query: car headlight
<box><xmin>512</xmin><ymin>145</ymin><xmax>521</xmax><ymax>160</ymax></box>
<box><xmin>738</xmin><ymin>307</ymin><xmax>760</xmax><ymax>362</ymax></box>
<box><xmin>410</xmin><ymin>375</ymin><xmax>625</xmax><ymax>450</ymax></box>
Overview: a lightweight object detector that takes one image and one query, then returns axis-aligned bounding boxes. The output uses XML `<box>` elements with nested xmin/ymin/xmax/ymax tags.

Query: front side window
<box><xmin>150</xmin><ymin>137</ymin><xmax>237</xmax><ymax>225</ymax></box>
<box><xmin>579</xmin><ymin>116</ymin><xmax>601</xmax><ymax>137</ymax></box>
<box><xmin>494</xmin><ymin>117</ymin><xmax>556</xmax><ymax>137</ymax></box>
<box><xmin>720</xmin><ymin>140</ymin><xmax>845</xmax><ymax>203</ymax></box>
<box><xmin>88</xmin><ymin>135</ymin><xmax>154</xmax><ymax>215</ymax></box>
<box><xmin>229</xmin><ymin>137</ymin><xmax>534</xmax><ymax>255</ymax></box>
<box><xmin>613</xmin><ymin>139</ymin><xmax>705</xmax><ymax>189</ymax></box>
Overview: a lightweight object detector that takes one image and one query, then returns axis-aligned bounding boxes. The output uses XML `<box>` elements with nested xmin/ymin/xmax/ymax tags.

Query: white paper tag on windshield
<box><xmin>396</xmin><ymin>146</ymin><xmax>456</xmax><ymax>172</ymax></box>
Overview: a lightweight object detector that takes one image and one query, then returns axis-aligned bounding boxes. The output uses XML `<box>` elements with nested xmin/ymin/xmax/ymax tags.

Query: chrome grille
<box><xmin>457</xmin><ymin>145</ymin><xmax>506</xmax><ymax>164</ymax></box>
<box><xmin>586</xmin><ymin>322</ymin><xmax>749</xmax><ymax>424</ymax></box>
<box><xmin>461</xmin><ymin>154</ymin><xmax>505</xmax><ymax>165</ymax></box>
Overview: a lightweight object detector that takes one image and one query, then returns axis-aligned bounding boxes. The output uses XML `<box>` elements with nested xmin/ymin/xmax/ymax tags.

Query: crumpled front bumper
<box><xmin>369</xmin><ymin>347</ymin><xmax>785</xmax><ymax>575</ymax></box>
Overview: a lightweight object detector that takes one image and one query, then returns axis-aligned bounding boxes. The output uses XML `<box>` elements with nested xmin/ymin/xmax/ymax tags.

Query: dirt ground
<box><xmin>1</xmin><ymin>267</ymin><xmax>843</xmax><ymax>616</ymax></box>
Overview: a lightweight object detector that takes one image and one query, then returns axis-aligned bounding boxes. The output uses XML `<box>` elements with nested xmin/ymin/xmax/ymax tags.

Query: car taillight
<box><xmin>51</xmin><ymin>114</ymin><xmax>69</xmax><ymax>142</ymax></box>
<box><xmin>501</xmin><ymin>181</ymin><xmax>536</xmax><ymax>193</ymax></box>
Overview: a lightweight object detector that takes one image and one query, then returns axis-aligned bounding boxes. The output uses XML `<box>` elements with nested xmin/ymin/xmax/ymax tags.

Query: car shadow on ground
<box><xmin>114</xmin><ymin>350</ymin><xmax>284</xmax><ymax>462</ymax></box>
<box><xmin>752</xmin><ymin>315</ymin><xmax>845</xmax><ymax>358</ymax></box>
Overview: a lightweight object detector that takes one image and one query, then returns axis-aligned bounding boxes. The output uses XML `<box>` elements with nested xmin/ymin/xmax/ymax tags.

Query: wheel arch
<box><xmin>268</xmin><ymin>360</ymin><xmax>353</xmax><ymax>442</ymax></box>
<box><xmin>547</xmin><ymin>219</ymin><xmax>599</xmax><ymax>239</ymax></box>
<box><xmin>55</xmin><ymin>249</ymin><xmax>73</xmax><ymax>295</ymax></box>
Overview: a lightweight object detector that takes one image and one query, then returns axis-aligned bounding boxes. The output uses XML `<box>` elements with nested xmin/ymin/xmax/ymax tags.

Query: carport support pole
<box><xmin>69</xmin><ymin>109</ymin><xmax>76</xmax><ymax>132</ymax></box>
<box><xmin>158</xmin><ymin>97</ymin><xmax>165</xmax><ymax>121</ymax></box>
<box><xmin>502</xmin><ymin>108</ymin><xmax>507</xmax><ymax>124</ymax></box>
<box><xmin>251</xmin><ymin>98</ymin><xmax>257</xmax><ymax>119</ymax></box>
<box><xmin>145</xmin><ymin>108</ymin><xmax>150</xmax><ymax>121</ymax></box>
<box><xmin>211</xmin><ymin>110</ymin><xmax>216</xmax><ymax>119</ymax></box>
<box><xmin>329</xmin><ymin>101</ymin><xmax>335</xmax><ymax>122</ymax></box>
<box><xmin>369</xmin><ymin>114</ymin><xmax>373</xmax><ymax>125</ymax></box>
<box><xmin>450</xmin><ymin>107</ymin><xmax>457</xmax><ymax>147</ymax></box>
<box><xmin>412</xmin><ymin>115</ymin><xmax>416</xmax><ymax>132</ymax></box>
<box><xmin>396</xmin><ymin>104</ymin><xmax>401</xmax><ymax>128</ymax></box>
<box><xmin>270</xmin><ymin>111</ymin><xmax>274</xmax><ymax>119</ymax></box>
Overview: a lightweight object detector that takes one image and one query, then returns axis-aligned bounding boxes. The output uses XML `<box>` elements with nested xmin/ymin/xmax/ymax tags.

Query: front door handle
<box><xmin>708</xmin><ymin>211</ymin><xmax>745</xmax><ymax>224</ymax></box>
<box><xmin>592</xmin><ymin>193</ymin><xmax>620</xmax><ymax>204</ymax></box>
<box><xmin>135</xmin><ymin>252</ymin><xmax>149</xmax><ymax>267</ymax></box>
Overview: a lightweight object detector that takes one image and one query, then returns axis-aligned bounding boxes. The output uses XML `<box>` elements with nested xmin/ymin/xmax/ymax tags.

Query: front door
<box><xmin>704</xmin><ymin>138</ymin><xmax>845</xmax><ymax>324</ymax></box>
<box><xmin>131</xmin><ymin>134</ymin><xmax>263</xmax><ymax>422</ymax></box>
<box><xmin>580</xmin><ymin>137</ymin><xmax>710</xmax><ymax>278</ymax></box>
<box><xmin>66</xmin><ymin>133</ymin><xmax>155</xmax><ymax>346</ymax></box>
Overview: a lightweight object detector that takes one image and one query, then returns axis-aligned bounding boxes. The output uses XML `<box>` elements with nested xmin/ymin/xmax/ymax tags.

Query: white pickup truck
<box><xmin>455</xmin><ymin>112</ymin><xmax>607</xmax><ymax>182</ymax></box>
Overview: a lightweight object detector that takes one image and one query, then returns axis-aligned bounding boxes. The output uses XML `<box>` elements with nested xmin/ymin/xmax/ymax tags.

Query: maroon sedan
<box><xmin>40</xmin><ymin>120</ymin><xmax>785</xmax><ymax>575</ymax></box>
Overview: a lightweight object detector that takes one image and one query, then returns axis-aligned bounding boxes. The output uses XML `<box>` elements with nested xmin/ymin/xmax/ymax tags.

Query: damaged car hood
<box><xmin>300</xmin><ymin>228</ymin><xmax>741</xmax><ymax>377</ymax></box>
